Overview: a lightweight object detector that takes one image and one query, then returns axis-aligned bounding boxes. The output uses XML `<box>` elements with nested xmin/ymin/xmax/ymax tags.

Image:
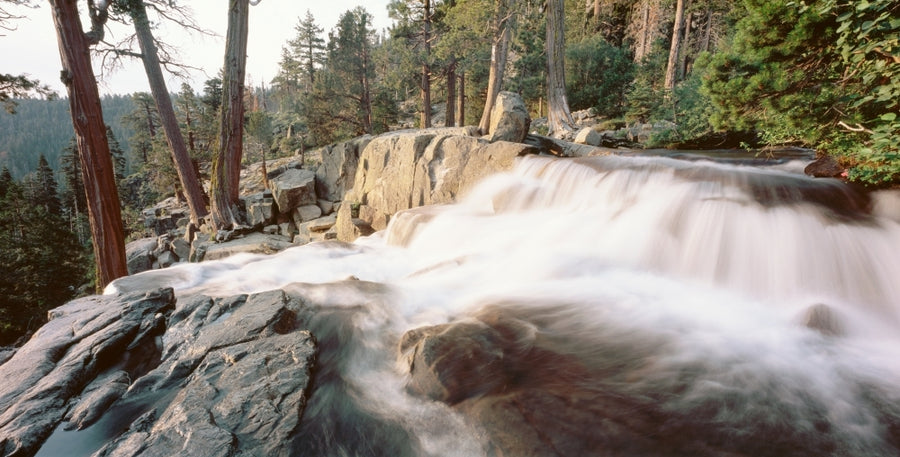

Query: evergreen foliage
<box><xmin>702</xmin><ymin>0</ymin><xmax>898</xmax><ymax>183</ymax></box>
<box><xmin>0</xmin><ymin>96</ymin><xmax>134</xmax><ymax>179</ymax></box>
<box><xmin>566</xmin><ymin>34</ymin><xmax>634</xmax><ymax>117</ymax></box>
<box><xmin>0</xmin><ymin>170</ymin><xmax>88</xmax><ymax>345</ymax></box>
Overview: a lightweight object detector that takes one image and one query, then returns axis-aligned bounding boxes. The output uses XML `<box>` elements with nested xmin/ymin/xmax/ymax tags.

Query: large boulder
<box><xmin>244</xmin><ymin>192</ymin><xmax>276</xmax><ymax>228</ymax></box>
<box><xmin>573</xmin><ymin>127</ymin><xmax>602</xmax><ymax>146</ymax></box>
<box><xmin>0</xmin><ymin>287</ymin><xmax>317</xmax><ymax>457</ymax></box>
<box><xmin>488</xmin><ymin>91</ymin><xmax>531</xmax><ymax>143</ymax></box>
<box><xmin>315</xmin><ymin>136</ymin><xmax>372</xmax><ymax>202</ymax></box>
<box><xmin>126</xmin><ymin>237</ymin><xmax>160</xmax><ymax>275</ymax></box>
<box><xmin>270</xmin><ymin>168</ymin><xmax>317</xmax><ymax>213</ymax></box>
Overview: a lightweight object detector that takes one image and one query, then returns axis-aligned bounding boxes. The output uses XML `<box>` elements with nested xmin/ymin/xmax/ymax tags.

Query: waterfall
<box><xmin>105</xmin><ymin>154</ymin><xmax>900</xmax><ymax>456</ymax></box>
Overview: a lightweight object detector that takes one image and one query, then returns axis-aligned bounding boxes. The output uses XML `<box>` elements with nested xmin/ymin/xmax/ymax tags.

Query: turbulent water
<box><xmin>108</xmin><ymin>154</ymin><xmax>900</xmax><ymax>456</ymax></box>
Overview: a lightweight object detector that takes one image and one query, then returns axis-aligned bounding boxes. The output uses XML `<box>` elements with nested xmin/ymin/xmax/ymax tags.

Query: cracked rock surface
<box><xmin>0</xmin><ymin>288</ymin><xmax>316</xmax><ymax>457</ymax></box>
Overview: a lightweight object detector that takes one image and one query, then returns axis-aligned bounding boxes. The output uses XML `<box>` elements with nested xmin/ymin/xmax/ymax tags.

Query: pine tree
<box><xmin>326</xmin><ymin>7</ymin><xmax>376</xmax><ymax>135</ymax></box>
<box><xmin>0</xmin><ymin>173</ymin><xmax>87</xmax><ymax>345</ymax></box>
<box><xmin>291</xmin><ymin>10</ymin><xmax>327</xmax><ymax>90</ymax></box>
<box><xmin>546</xmin><ymin>0</ymin><xmax>575</xmax><ymax>136</ymax></box>
<box><xmin>24</xmin><ymin>154</ymin><xmax>61</xmax><ymax>216</ymax></box>
<box><xmin>116</xmin><ymin>0</ymin><xmax>209</xmax><ymax>224</ymax></box>
<box><xmin>0</xmin><ymin>166</ymin><xmax>13</xmax><ymax>198</ymax></box>
<box><xmin>106</xmin><ymin>126</ymin><xmax>127</xmax><ymax>184</ymax></box>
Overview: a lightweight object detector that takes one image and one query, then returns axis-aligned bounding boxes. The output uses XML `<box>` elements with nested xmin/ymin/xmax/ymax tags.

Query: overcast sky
<box><xmin>0</xmin><ymin>0</ymin><xmax>392</xmax><ymax>96</ymax></box>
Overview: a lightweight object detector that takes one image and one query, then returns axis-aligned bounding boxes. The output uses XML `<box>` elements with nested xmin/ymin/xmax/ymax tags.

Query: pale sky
<box><xmin>0</xmin><ymin>1</ymin><xmax>392</xmax><ymax>95</ymax></box>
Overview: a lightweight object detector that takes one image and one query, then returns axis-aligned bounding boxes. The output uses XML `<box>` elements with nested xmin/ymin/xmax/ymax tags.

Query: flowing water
<box><xmin>101</xmin><ymin>154</ymin><xmax>900</xmax><ymax>456</ymax></box>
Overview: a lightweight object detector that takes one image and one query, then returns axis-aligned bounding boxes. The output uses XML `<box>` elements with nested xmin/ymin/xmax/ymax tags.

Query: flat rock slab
<box><xmin>0</xmin><ymin>289</ymin><xmax>175</xmax><ymax>457</ymax></box>
<box><xmin>202</xmin><ymin>232</ymin><xmax>294</xmax><ymax>261</ymax></box>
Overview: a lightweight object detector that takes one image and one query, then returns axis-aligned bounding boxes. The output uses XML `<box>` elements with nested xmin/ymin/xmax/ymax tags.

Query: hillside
<box><xmin>0</xmin><ymin>96</ymin><xmax>135</xmax><ymax>179</ymax></box>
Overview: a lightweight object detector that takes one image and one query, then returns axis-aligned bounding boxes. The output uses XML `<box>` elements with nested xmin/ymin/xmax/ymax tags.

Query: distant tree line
<box><xmin>0</xmin><ymin>96</ymin><xmax>135</xmax><ymax>179</ymax></box>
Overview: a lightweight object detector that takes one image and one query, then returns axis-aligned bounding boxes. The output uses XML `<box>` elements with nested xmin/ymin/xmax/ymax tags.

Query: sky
<box><xmin>0</xmin><ymin>0</ymin><xmax>393</xmax><ymax>96</ymax></box>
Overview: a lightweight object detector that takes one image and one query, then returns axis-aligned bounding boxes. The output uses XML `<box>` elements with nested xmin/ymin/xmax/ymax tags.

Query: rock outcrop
<box><xmin>315</xmin><ymin>136</ymin><xmax>372</xmax><ymax>202</ymax></box>
<box><xmin>0</xmin><ymin>289</ymin><xmax>175</xmax><ymax>456</ymax></box>
<box><xmin>0</xmin><ymin>287</ymin><xmax>317</xmax><ymax>457</ymax></box>
<box><xmin>337</xmin><ymin>130</ymin><xmax>536</xmax><ymax>241</ymax></box>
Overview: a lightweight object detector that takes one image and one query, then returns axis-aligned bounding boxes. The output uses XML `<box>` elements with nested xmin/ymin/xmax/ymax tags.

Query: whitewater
<box><xmin>105</xmin><ymin>154</ymin><xmax>900</xmax><ymax>456</ymax></box>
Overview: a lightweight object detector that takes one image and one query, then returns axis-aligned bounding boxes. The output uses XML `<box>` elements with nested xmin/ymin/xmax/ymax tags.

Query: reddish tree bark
<box><xmin>48</xmin><ymin>0</ymin><xmax>128</xmax><ymax>288</ymax></box>
<box><xmin>446</xmin><ymin>59</ymin><xmax>456</xmax><ymax>127</ymax></box>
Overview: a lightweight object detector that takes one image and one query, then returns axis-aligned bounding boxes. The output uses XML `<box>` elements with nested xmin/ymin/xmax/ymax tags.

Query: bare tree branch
<box><xmin>0</xmin><ymin>0</ymin><xmax>35</xmax><ymax>33</ymax></box>
<box><xmin>94</xmin><ymin>0</ymin><xmax>216</xmax><ymax>81</ymax></box>
<box><xmin>838</xmin><ymin>121</ymin><xmax>874</xmax><ymax>134</ymax></box>
<box><xmin>86</xmin><ymin>0</ymin><xmax>111</xmax><ymax>45</ymax></box>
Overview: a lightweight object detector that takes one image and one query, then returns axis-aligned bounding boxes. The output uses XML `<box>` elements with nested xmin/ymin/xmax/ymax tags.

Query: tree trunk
<box><xmin>635</xmin><ymin>0</ymin><xmax>652</xmax><ymax>61</ymax></box>
<box><xmin>664</xmin><ymin>0</ymin><xmax>686</xmax><ymax>90</ymax></box>
<box><xmin>361</xmin><ymin>40</ymin><xmax>373</xmax><ymax>134</ymax></box>
<box><xmin>211</xmin><ymin>0</ymin><xmax>250</xmax><ymax>231</ymax></box>
<box><xmin>678</xmin><ymin>8</ymin><xmax>693</xmax><ymax>80</ymax></box>
<box><xmin>701</xmin><ymin>7</ymin><xmax>712</xmax><ymax>53</ymax></box>
<box><xmin>478</xmin><ymin>22</ymin><xmax>511</xmax><ymax>134</ymax></box>
<box><xmin>546</xmin><ymin>0</ymin><xmax>575</xmax><ymax>137</ymax></box>
<box><xmin>421</xmin><ymin>0</ymin><xmax>432</xmax><ymax>128</ymax></box>
<box><xmin>446</xmin><ymin>59</ymin><xmax>456</xmax><ymax>127</ymax></box>
<box><xmin>458</xmin><ymin>72</ymin><xmax>466</xmax><ymax>126</ymax></box>
<box><xmin>48</xmin><ymin>0</ymin><xmax>127</xmax><ymax>289</ymax></box>
<box><xmin>130</xmin><ymin>1</ymin><xmax>208</xmax><ymax>224</ymax></box>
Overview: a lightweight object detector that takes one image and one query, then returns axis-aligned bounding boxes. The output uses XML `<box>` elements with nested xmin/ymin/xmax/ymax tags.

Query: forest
<box><xmin>0</xmin><ymin>0</ymin><xmax>898</xmax><ymax>344</ymax></box>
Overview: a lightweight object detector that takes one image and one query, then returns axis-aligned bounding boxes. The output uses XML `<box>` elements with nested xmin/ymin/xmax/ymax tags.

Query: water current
<box><xmin>99</xmin><ymin>153</ymin><xmax>900</xmax><ymax>456</ymax></box>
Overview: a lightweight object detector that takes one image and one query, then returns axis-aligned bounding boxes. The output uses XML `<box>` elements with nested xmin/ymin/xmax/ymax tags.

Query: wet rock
<box><xmin>65</xmin><ymin>370</ymin><xmax>131</xmax><ymax>430</ymax></box>
<box><xmin>804</xmin><ymin>155</ymin><xmax>844</xmax><ymax>178</ymax></box>
<box><xmin>799</xmin><ymin>303</ymin><xmax>844</xmax><ymax>337</ymax></box>
<box><xmin>96</xmin><ymin>331</ymin><xmax>315</xmax><ymax>457</ymax></box>
<box><xmin>84</xmin><ymin>290</ymin><xmax>316</xmax><ymax>457</ymax></box>
<box><xmin>0</xmin><ymin>289</ymin><xmax>175</xmax><ymax>457</ymax></box>
<box><xmin>400</xmin><ymin>320</ymin><xmax>509</xmax><ymax>404</ymax></box>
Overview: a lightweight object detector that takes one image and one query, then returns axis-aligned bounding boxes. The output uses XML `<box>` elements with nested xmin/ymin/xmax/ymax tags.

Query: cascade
<box><xmin>94</xmin><ymin>154</ymin><xmax>900</xmax><ymax>456</ymax></box>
